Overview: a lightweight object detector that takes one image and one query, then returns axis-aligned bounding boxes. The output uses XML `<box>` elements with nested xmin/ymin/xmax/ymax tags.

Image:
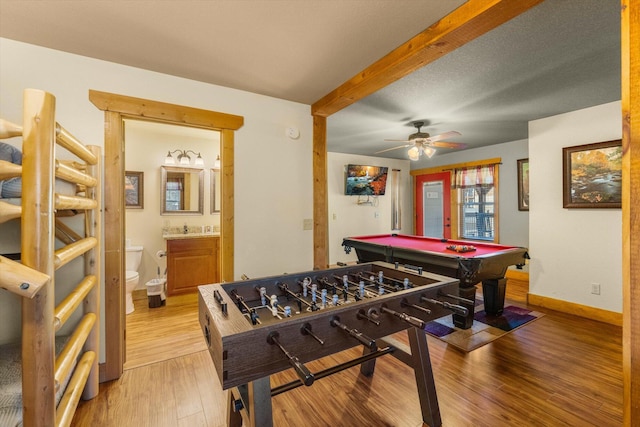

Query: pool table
<box><xmin>342</xmin><ymin>233</ymin><xmax>529</xmax><ymax>329</ymax></box>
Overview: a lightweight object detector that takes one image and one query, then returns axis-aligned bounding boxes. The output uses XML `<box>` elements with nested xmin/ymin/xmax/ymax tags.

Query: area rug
<box><xmin>424</xmin><ymin>303</ymin><xmax>544</xmax><ymax>352</ymax></box>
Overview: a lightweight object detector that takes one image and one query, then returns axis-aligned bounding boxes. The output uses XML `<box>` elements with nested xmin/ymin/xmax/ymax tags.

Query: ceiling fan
<box><xmin>376</xmin><ymin>121</ymin><xmax>465</xmax><ymax>160</ymax></box>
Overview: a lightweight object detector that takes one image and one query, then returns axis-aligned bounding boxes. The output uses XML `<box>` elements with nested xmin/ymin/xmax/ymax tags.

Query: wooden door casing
<box><xmin>415</xmin><ymin>171</ymin><xmax>452</xmax><ymax>238</ymax></box>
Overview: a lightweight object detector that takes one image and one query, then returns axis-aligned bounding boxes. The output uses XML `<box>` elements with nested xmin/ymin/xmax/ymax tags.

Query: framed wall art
<box><xmin>125</xmin><ymin>171</ymin><xmax>144</xmax><ymax>209</ymax></box>
<box><xmin>517</xmin><ymin>158</ymin><xmax>529</xmax><ymax>211</ymax></box>
<box><xmin>562</xmin><ymin>140</ymin><xmax>622</xmax><ymax>208</ymax></box>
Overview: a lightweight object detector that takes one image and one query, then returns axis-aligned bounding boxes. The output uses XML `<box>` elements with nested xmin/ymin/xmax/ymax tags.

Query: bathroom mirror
<box><xmin>161</xmin><ymin>166</ymin><xmax>204</xmax><ymax>215</ymax></box>
<box><xmin>211</xmin><ymin>168</ymin><xmax>220</xmax><ymax>213</ymax></box>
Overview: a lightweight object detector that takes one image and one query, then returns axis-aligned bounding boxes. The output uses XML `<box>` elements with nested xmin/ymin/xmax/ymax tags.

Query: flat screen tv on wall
<box><xmin>345</xmin><ymin>164</ymin><xmax>388</xmax><ymax>196</ymax></box>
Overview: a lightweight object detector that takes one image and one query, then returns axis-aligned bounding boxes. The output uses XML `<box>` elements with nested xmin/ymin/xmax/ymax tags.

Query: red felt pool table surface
<box><xmin>346</xmin><ymin>234</ymin><xmax>519</xmax><ymax>258</ymax></box>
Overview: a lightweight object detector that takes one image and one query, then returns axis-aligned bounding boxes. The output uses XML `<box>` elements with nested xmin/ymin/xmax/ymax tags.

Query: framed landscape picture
<box><xmin>125</xmin><ymin>171</ymin><xmax>144</xmax><ymax>209</ymax></box>
<box><xmin>562</xmin><ymin>140</ymin><xmax>622</xmax><ymax>208</ymax></box>
<box><xmin>517</xmin><ymin>158</ymin><xmax>529</xmax><ymax>211</ymax></box>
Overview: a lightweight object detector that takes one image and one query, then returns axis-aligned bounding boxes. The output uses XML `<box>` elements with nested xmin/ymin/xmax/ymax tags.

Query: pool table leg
<box><xmin>481</xmin><ymin>278</ymin><xmax>507</xmax><ymax>315</ymax></box>
<box><xmin>452</xmin><ymin>286</ymin><xmax>477</xmax><ymax>329</ymax></box>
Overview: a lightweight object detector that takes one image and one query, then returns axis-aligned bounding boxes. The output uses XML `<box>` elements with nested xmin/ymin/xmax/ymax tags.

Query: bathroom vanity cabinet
<box><xmin>166</xmin><ymin>236</ymin><xmax>219</xmax><ymax>296</ymax></box>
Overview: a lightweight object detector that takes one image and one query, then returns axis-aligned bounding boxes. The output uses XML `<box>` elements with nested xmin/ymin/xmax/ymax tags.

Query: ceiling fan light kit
<box><xmin>408</xmin><ymin>146</ymin><xmax>421</xmax><ymax>160</ymax></box>
<box><xmin>377</xmin><ymin>121</ymin><xmax>464</xmax><ymax>160</ymax></box>
<box><xmin>407</xmin><ymin>144</ymin><xmax>436</xmax><ymax>161</ymax></box>
<box><xmin>422</xmin><ymin>146</ymin><xmax>436</xmax><ymax>158</ymax></box>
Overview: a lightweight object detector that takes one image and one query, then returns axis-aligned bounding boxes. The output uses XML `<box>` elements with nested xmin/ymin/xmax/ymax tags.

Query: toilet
<box><xmin>125</xmin><ymin>244</ymin><xmax>144</xmax><ymax>314</ymax></box>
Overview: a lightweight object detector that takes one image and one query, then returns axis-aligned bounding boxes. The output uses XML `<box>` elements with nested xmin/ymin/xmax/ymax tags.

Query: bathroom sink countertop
<box><xmin>163</xmin><ymin>232</ymin><xmax>220</xmax><ymax>240</ymax></box>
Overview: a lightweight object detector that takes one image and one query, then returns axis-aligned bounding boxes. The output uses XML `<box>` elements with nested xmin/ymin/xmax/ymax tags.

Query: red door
<box><xmin>415</xmin><ymin>172</ymin><xmax>451</xmax><ymax>238</ymax></box>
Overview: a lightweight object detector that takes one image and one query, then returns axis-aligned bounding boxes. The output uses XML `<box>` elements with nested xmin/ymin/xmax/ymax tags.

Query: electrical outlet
<box><xmin>591</xmin><ymin>283</ymin><xmax>601</xmax><ymax>295</ymax></box>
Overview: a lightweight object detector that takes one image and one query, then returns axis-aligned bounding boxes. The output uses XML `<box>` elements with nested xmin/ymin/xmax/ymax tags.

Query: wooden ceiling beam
<box><xmin>311</xmin><ymin>0</ymin><xmax>545</xmax><ymax>117</ymax></box>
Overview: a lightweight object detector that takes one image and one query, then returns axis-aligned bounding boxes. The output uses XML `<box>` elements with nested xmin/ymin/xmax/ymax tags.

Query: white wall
<box><xmin>328</xmin><ymin>153</ymin><xmax>412</xmax><ymax>264</ymax></box>
<box><xmin>529</xmin><ymin>101</ymin><xmax>622</xmax><ymax>313</ymax></box>
<box><xmin>0</xmin><ymin>38</ymin><xmax>314</xmax><ymax>345</ymax></box>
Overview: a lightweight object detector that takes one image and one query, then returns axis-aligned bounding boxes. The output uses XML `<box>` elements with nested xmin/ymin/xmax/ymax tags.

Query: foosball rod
<box><xmin>400</xmin><ymin>298</ymin><xmax>432</xmax><ymax>315</ymax></box>
<box><xmin>420</xmin><ymin>295</ymin><xmax>469</xmax><ymax>317</ymax></box>
<box><xmin>330</xmin><ymin>316</ymin><xmax>376</xmax><ymax>350</ymax></box>
<box><xmin>401</xmin><ymin>263</ymin><xmax>424</xmax><ymax>275</ymax></box>
<box><xmin>331</xmin><ymin>274</ymin><xmax>391</xmax><ymax>296</ymax></box>
<box><xmin>317</xmin><ymin>277</ymin><xmax>353</xmax><ymax>298</ymax></box>
<box><xmin>329</xmin><ymin>276</ymin><xmax>379</xmax><ymax>299</ymax></box>
<box><xmin>327</xmin><ymin>276</ymin><xmax>362</xmax><ymax>298</ymax></box>
<box><xmin>356</xmin><ymin>309</ymin><xmax>381</xmax><ymax>326</ymax></box>
<box><xmin>356</xmin><ymin>271</ymin><xmax>412</xmax><ymax>288</ymax></box>
<box><xmin>230</xmin><ymin>290</ymin><xmax>262</xmax><ymax>324</ymax></box>
<box><xmin>353</xmin><ymin>273</ymin><xmax>402</xmax><ymax>293</ymax></box>
<box><xmin>437</xmin><ymin>290</ymin><xmax>474</xmax><ymax>305</ymax></box>
<box><xmin>270</xmin><ymin>346</ymin><xmax>395</xmax><ymax>396</ymax></box>
<box><xmin>301</xmin><ymin>323</ymin><xmax>325</xmax><ymax>345</ymax></box>
<box><xmin>278</xmin><ymin>282</ymin><xmax>313</xmax><ymax>308</ymax></box>
<box><xmin>380</xmin><ymin>304</ymin><xmax>425</xmax><ymax>329</ymax></box>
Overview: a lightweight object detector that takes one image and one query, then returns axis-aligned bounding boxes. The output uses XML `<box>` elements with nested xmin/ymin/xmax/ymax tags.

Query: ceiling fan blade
<box><xmin>383</xmin><ymin>138</ymin><xmax>412</xmax><ymax>143</ymax></box>
<box><xmin>429</xmin><ymin>141</ymin><xmax>467</xmax><ymax>149</ymax></box>
<box><xmin>425</xmin><ymin>130</ymin><xmax>462</xmax><ymax>143</ymax></box>
<box><xmin>374</xmin><ymin>144</ymin><xmax>412</xmax><ymax>154</ymax></box>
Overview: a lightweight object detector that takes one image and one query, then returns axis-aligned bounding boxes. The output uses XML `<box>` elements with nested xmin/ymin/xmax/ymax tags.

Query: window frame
<box><xmin>458</xmin><ymin>186</ymin><xmax>496</xmax><ymax>241</ymax></box>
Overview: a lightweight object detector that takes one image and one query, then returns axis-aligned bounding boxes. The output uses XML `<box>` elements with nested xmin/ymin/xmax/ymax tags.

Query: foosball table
<box><xmin>198</xmin><ymin>262</ymin><xmax>465</xmax><ymax>427</ymax></box>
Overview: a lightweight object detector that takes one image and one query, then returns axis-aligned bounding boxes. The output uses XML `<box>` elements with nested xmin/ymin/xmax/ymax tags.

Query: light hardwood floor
<box><xmin>124</xmin><ymin>293</ymin><xmax>206</xmax><ymax>370</ymax></box>
<box><xmin>73</xmin><ymin>284</ymin><xmax>623</xmax><ymax>426</ymax></box>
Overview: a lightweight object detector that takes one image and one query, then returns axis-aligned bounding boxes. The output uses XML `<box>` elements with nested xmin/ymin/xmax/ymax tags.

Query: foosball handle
<box><xmin>290</xmin><ymin>357</ymin><xmax>314</xmax><ymax>387</ymax></box>
<box><xmin>267</xmin><ymin>331</ymin><xmax>315</xmax><ymax>387</ymax></box>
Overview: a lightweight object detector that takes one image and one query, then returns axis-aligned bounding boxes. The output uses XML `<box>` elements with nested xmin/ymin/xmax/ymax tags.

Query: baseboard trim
<box><xmin>505</xmin><ymin>269</ymin><xmax>529</xmax><ymax>282</ymax></box>
<box><xmin>527</xmin><ymin>293</ymin><xmax>622</xmax><ymax>326</ymax></box>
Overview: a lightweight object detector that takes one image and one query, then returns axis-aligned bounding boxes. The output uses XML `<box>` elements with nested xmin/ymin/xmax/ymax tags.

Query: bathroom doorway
<box><xmin>123</xmin><ymin>120</ymin><xmax>220</xmax><ymax>369</ymax></box>
<box><xmin>90</xmin><ymin>90</ymin><xmax>244</xmax><ymax>381</ymax></box>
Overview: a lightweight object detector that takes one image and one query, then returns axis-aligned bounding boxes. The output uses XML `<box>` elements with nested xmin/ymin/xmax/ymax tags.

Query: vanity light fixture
<box><xmin>164</xmin><ymin>149</ymin><xmax>205</xmax><ymax>167</ymax></box>
<box><xmin>214</xmin><ymin>155</ymin><xmax>221</xmax><ymax>169</ymax></box>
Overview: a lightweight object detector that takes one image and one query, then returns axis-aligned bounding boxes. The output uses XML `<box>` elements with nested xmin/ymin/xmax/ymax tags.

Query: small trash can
<box><xmin>146</xmin><ymin>278</ymin><xmax>166</xmax><ymax>308</ymax></box>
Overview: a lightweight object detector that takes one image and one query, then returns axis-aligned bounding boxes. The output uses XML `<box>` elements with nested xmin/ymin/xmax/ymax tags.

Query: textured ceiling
<box><xmin>0</xmin><ymin>0</ymin><xmax>464</xmax><ymax>104</ymax></box>
<box><xmin>329</xmin><ymin>0</ymin><xmax>621</xmax><ymax>161</ymax></box>
<box><xmin>0</xmin><ymin>0</ymin><xmax>621</xmax><ymax>163</ymax></box>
